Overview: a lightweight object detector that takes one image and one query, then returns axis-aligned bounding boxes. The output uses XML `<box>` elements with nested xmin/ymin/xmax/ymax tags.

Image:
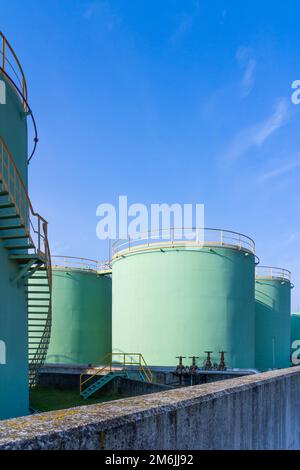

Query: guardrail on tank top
<box><xmin>0</xmin><ymin>137</ymin><xmax>48</xmax><ymax>261</ymax></box>
<box><xmin>0</xmin><ymin>31</ymin><xmax>27</xmax><ymax>111</ymax></box>
<box><xmin>51</xmin><ymin>255</ymin><xmax>112</xmax><ymax>272</ymax></box>
<box><xmin>112</xmin><ymin>227</ymin><xmax>256</xmax><ymax>257</ymax></box>
<box><xmin>256</xmin><ymin>266</ymin><xmax>291</xmax><ymax>282</ymax></box>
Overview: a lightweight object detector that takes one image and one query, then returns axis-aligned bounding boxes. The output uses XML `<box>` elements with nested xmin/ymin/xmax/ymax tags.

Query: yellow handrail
<box><xmin>0</xmin><ymin>136</ymin><xmax>47</xmax><ymax>260</ymax></box>
<box><xmin>0</xmin><ymin>136</ymin><xmax>52</xmax><ymax>387</ymax></box>
<box><xmin>80</xmin><ymin>353</ymin><xmax>153</xmax><ymax>393</ymax></box>
<box><xmin>0</xmin><ymin>32</ymin><xmax>28</xmax><ymax>111</ymax></box>
<box><xmin>80</xmin><ymin>353</ymin><xmax>112</xmax><ymax>393</ymax></box>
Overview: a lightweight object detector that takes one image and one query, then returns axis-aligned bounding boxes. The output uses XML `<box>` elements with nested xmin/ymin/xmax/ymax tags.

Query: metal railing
<box><xmin>52</xmin><ymin>255</ymin><xmax>111</xmax><ymax>273</ymax></box>
<box><xmin>0</xmin><ymin>32</ymin><xmax>38</xmax><ymax>163</ymax></box>
<box><xmin>80</xmin><ymin>353</ymin><xmax>153</xmax><ymax>393</ymax></box>
<box><xmin>256</xmin><ymin>266</ymin><xmax>291</xmax><ymax>282</ymax></box>
<box><xmin>0</xmin><ymin>136</ymin><xmax>52</xmax><ymax>387</ymax></box>
<box><xmin>0</xmin><ymin>31</ymin><xmax>27</xmax><ymax>111</ymax></box>
<box><xmin>0</xmin><ymin>137</ymin><xmax>48</xmax><ymax>260</ymax></box>
<box><xmin>112</xmin><ymin>227</ymin><xmax>255</xmax><ymax>258</ymax></box>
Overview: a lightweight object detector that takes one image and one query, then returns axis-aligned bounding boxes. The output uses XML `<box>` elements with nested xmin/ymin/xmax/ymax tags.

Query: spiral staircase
<box><xmin>0</xmin><ymin>136</ymin><xmax>52</xmax><ymax>387</ymax></box>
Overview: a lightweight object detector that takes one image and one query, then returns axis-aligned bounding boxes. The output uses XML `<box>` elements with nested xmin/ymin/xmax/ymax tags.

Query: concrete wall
<box><xmin>1</xmin><ymin>367</ymin><xmax>300</xmax><ymax>450</ymax></box>
<box><xmin>38</xmin><ymin>371</ymin><xmax>171</xmax><ymax>396</ymax></box>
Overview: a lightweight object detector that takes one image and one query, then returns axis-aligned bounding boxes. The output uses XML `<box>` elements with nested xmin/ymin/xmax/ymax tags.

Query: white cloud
<box><xmin>236</xmin><ymin>46</ymin><xmax>256</xmax><ymax>97</ymax></box>
<box><xmin>220</xmin><ymin>9</ymin><xmax>227</xmax><ymax>25</ymax></box>
<box><xmin>83</xmin><ymin>1</ymin><xmax>121</xmax><ymax>30</ymax></box>
<box><xmin>223</xmin><ymin>98</ymin><xmax>289</xmax><ymax>164</ymax></box>
<box><xmin>170</xmin><ymin>2</ymin><xmax>201</xmax><ymax>43</ymax></box>
<box><xmin>170</xmin><ymin>14</ymin><xmax>193</xmax><ymax>43</ymax></box>
<box><xmin>258</xmin><ymin>157</ymin><xmax>300</xmax><ymax>182</ymax></box>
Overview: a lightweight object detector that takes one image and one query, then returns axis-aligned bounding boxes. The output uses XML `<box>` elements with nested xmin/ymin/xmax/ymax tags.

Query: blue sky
<box><xmin>2</xmin><ymin>0</ymin><xmax>300</xmax><ymax>308</ymax></box>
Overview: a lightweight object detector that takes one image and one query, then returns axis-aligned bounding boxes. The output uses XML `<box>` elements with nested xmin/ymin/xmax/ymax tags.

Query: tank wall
<box><xmin>255</xmin><ymin>278</ymin><xmax>291</xmax><ymax>371</ymax></box>
<box><xmin>0</xmin><ymin>246</ymin><xmax>28</xmax><ymax>420</ymax></box>
<box><xmin>0</xmin><ymin>72</ymin><xmax>28</xmax><ymax>185</ymax></box>
<box><xmin>46</xmin><ymin>270</ymin><xmax>112</xmax><ymax>364</ymax></box>
<box><xmin>0</xmin><ymin>71</ymin><xmax>29</xmax><ymax>420</ymax></box>
<box><xmin>112</xmin><ymin>247</ymin><xmax>255</xmax><ymax>369</ymax></box>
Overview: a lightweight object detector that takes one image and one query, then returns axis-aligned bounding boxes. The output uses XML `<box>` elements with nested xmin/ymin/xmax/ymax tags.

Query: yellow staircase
<box><xmin>0</xmin><ymin>136</ymin><xmax>52</xmax><ymax>387</ymax></box>
<box><xmin>80</xmin><ymin>353</ymin><xmax>153</xmax><ymax>399</ymax></box>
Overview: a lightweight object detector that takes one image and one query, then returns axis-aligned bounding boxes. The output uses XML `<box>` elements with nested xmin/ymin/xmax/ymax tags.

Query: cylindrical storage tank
<box><xmin>291</xmin><ymin>312</ymin><xmax>300</xmax><ymax>366</ymax></box>
<box><xmin>0</xmin><ymin>33</ymin><xmax>29</xmax><ymax>420</ymax></box>
<box><xmin>112</xmin><ymin>228</ymin><xmax>256</xmax><ymax>369</ymax></box>
<box><xmin>0</xmin><ymin>36</ymin><xmax>28</xmax><ymax>185</ymax></box>
<box><xmin>46</xmin><ymin>257</ymin><xmax>112</xmax><ymax>365</ymax></box>
<box><xmin>255</xmin><ymin>266</ymin><xmax>292</xmax><ymax>371</ymax></box>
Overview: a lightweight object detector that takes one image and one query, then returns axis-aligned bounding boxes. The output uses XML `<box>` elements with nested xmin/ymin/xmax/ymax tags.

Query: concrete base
<box><xmin>1</xmin><ymin>367</ymin><xmax>300</xmax><ymax>450</ymax></box>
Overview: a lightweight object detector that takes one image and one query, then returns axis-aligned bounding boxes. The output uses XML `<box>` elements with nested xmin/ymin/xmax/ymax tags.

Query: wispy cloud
<box><xmin>83</xmin><ymin>1</ymin><xmax>121</xmax><ymax>30</ymax></box>
<box><xmin>170</xmin><ymin>14</ymin><xmax>193</xmax><ymax>43</ymax></box>
<box><xmin>170</xmin><ymin>2</ymin><xmax>201</xmax><ymax>43</ymax></box>
<box><xmin>236</xmin><ymin>46</ymin><xmax>256</xmax><ymax>97</ymax></box>
<box><xmin>220</xmin><ymin>9</ymin><xmax>227</xmax><ymax>25</ymax></box>
<box><xmin>222</xmin><ymin>98</ymin><xmax>289</xmax><ymax>164</ymax></box>
<box><xmin>258</xmin><ymin>157</ymin><xmax>300</xmax><ymax>182</ymax></box>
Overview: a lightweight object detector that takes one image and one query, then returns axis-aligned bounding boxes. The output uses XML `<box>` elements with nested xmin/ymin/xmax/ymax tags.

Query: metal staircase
<box><xmin>0</xmin><ymin>136</ymin><xmax>52</xmax><ymax>388</ymax></box>
<box><xmin>80</xmin><ymin>353</ymin><xmax>153</xmax><ymax>399</ymax></box>
<box><xmin>80</xmin><ymin>371</ymin><xmax>129</xmax><ymax>400</ymax></box>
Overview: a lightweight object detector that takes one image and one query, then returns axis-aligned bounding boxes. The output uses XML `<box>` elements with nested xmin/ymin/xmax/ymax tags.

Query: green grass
<box><xmin>30</xmin><ymin>387</ymin><xmax>124</xmax><ymax>413</ymax></box>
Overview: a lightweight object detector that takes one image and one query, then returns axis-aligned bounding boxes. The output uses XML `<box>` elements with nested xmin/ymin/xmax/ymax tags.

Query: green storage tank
<box><xmin>255</xmin><ymin>266</ymin><xmax>292</xmax><ymax>371</ymax></box>
<box><xmin>112</xmin><ymin>228</ymin><xmax>256</xmax><ymax>369</ymax></box>
<box><xmin>0</xmin><ymin>33</ymin><xmax>29</xmax><ymax>419</ymax></box>
<box><xmin>291</xmin><ymin>312</ymin><xmax>300</xmax><ymax>366</ymax></box>
<box><xmin>46</xmin><ymin>257</ymin><xmax>112</xmax><ymax>365</ymax></box>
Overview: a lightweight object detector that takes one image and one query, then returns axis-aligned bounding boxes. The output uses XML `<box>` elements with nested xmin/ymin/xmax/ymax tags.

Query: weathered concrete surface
<box><xmin>38</xmin><ymin>368</ymin><xmax>173</xmax><ymax>394</ymax></box>
<box><xmin>1</xmin><ymin>367</ymin><xmax>300</xmax><ymax>450</ymax></box>
<box><xmin>39</xmin><ymin>364</ymin><xmax>256</xmax><ymax>389</ymax></box>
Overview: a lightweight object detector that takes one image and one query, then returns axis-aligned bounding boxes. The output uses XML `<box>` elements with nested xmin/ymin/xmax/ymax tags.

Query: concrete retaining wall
<box><xmin>38</xmin><ymin>371</ymin><xmax>172</xmax><ymax>396</ymax></box>
<box><xmin>1</xmin><ymin>367</ymin><xmax>300</xmax><ymax>450</ymax></box>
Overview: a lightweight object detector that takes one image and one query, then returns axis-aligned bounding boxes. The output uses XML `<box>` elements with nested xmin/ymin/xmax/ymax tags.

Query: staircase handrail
<box><xmin>0</xmin><ymin>31</ymin><xmax>27</xmax><ymax>111</ymax></box>
<box><xmin>0</xmin><ymin>136</ymin><xmax>47</xmax><ymax>260</ymax></box>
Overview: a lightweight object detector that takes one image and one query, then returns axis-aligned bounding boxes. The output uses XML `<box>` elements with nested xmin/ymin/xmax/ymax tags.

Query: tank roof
<box><xmin>51</xmin><ymin>255</ymin><xmax>111</xmax><ymax>274</ymax></box>
<box><xmin>255</xmin><ymin>266</ymin><xmax>291</xmax><ymax>282</ymax></box>
<box><xmin>112</xmin><ymin>227</ymin><xmax>255</xmax><ymax>259</ymax></box>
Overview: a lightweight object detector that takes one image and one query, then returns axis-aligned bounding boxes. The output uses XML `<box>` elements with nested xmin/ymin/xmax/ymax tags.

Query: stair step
<box><xmin>0</xmin><ymin>213</ymin><xmax>19</xmax><ymax>220</ymax></box>
<box><xmin>0</xmin><ymin>190</ymin><xmax>9</xmax><ymax>196</ymax></box>
<box><xmin>0</xmin><ymin>202</ymin><xmax>14</xmax><ymax>209</ymax></box>
<box><xmin>9</xmin><ymin>254</ymin><xmax>42</xmax><ymax>260</ymax></box>
<box><xmin>0</xmin><ymin>223</ymin><xmax>25</xmax><ymax>230</ymax></box>
<box><xmin>25</xmin><ymin>286</ymin><xmax>49</xmax><ymax>289</ymax></box>
<box><xmin>28</xmin><ymin>303</ymin><xmax>49</xmax><ymax>307</ymax></box>
<box><xmin>1</xmin><ymin>233</ymin><xmax>28</xmax><ymax>240</ymax></box>
<box><xmin>6</xmin><ymin>244</ymin><xmax>35</xmax><ymax>250</ymax></box>
<box><xmin>26</xmin><ymin>291</ymin><xmax>50</xmax><ymax>294</ymax></box>
<box><xmin>26</xmin><ymin>276</ymin><xmax>48</xmax><ymax>280</ymax></box>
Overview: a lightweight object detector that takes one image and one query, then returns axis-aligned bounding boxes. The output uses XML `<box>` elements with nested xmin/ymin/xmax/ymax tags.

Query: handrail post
<box><xmin>2</xmin><ymin>37</ymin><xmax>5</xmax><ymax>70</ymax></box>
<box><xmin>37</xmin><ymin>218</ymin><xmax>41</xmax><ymax>254</ymax></box>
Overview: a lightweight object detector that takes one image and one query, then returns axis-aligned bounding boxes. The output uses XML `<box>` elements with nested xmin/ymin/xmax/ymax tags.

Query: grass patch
<box><xmin>30</xmin><ymin>387</ymin><xmax>123</xmax><ymax>413</ymax></box>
